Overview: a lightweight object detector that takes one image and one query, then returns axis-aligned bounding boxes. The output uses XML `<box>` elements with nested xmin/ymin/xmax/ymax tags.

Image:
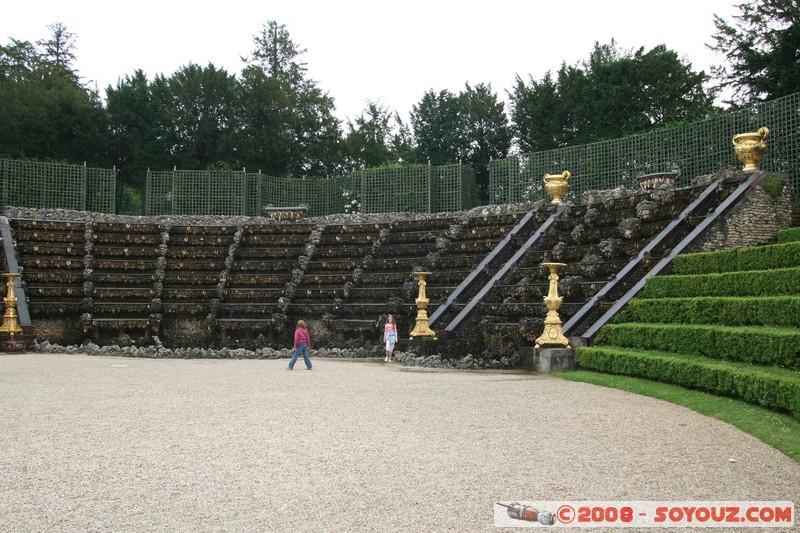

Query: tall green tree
<box><xmin>344</xmin><ymin>101</ymin><xmax>400</xmax><ymax>169</ymax></box>
<box><xmin>510</xmin><ymin>41</ymin><xmax>714</xmax><ymax>151</ymax></box>
<box><xmin>410</xmin><ymin>89</ymin><xmax>463</xmax><ymax>166</ymax></box>
<box><xmin>36</xmin><ymin>22</ymin><xmax>78</xmax><ymax>81</ymax></box>
<box><xmin>156</xmin><ymin>62</ymin><xmax>239</xmax><ymax>170</ymax></box>
<box><xmin>242</xmin><ymin>21</ymin><xmax>342</xmax><ymax>177</ymax></box>
<box><xmin>388</xmin><ymin>113</ymin><xmax>416</xmax><ymax>165</ymax></box>
<box><xmin>458</xmin><ymin>82</ymin><xmax>512</xmax><ymax>198</ymax></box>
<box><xmin>510</xmin><ymin>71</ymin><xmax>564</xmax><ymax>152</ymax></box>
<box><xmin>0</xmin><ymin>23</ymin><xmax>108</xmax><ymax>164</ymax></box>
<box><xmin>237</xmin><ymin>65</ymin><xmax>293</xmax><ymax>175</ymax></box>
<box><xmin>105</xmin><ymin>69</ymin><xmax>172</xmax><ymax>209</ymax></box>
<box><xmin>411</xmin><ymin>84</ymin><xmax>510</xmax><ymax>201</ymax></box>
<box><xmin>708</xmin><ymin>0</ymin><xmax>800</xmax><ymax>104</ymax></box>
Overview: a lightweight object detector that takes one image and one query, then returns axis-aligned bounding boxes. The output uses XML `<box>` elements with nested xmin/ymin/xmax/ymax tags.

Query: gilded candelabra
<box><xmin>0</xmin><ymin>273</ymin><xmax>23</xmax><ymax>335</ymax></box>
<box><xmin>534</xmin><ymin>262</ymin><xmax>570</xmax><ymax>348</ymax></box>
<box><xmin>409</xmin><ymin>271</ymin><xmax>437</xmax><ymax>339</ymax></box>
<box><xmin>733</xmin><ymin>127</ymin><xmax>769</xmax><ymax>171</ymax></box>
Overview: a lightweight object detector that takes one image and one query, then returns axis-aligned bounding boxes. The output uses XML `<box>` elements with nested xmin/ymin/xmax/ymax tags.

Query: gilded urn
<box><xmin>733</xmin><ymin>127</ymin><xmax>769</xmax><ymax>171</ymax></box>
<box><xmin>543</xmin><ymin>171</ymin><xmax>571</xmax><ymax>204</ymax></box>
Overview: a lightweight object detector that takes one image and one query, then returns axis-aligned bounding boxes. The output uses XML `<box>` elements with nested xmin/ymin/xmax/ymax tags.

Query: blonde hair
<box><xmin>296</xmin><ymin>320</ymin><xmax>306</xmax><ymax>329</ymax></box>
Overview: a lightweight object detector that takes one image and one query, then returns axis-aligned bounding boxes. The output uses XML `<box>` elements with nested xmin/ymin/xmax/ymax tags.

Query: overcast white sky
<box><xmin>3</xmin><ymin>0</ymin><xmax>740</xmax><ymax>123</ymax></box>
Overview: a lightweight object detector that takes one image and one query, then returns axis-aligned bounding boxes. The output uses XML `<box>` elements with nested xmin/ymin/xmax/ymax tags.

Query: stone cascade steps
<box><xmin>286</xmin><ymin>224</ymin><xmax>382</xmax><ymax>315</ymax></box>
<box><xmin>214</xmin><ymin>225</ymin><xmax>315</xmax><ymax>326</ymax></box>
<box><xmin>10</xmin><ymin>220</ymin><xmax>86</xmax><ymax>318</ymax></box>
<box><xmin>7</xmin><ymin>171</ymin><xmax>778</xmax><ymax>355</ymax></box>
<box><xmin>160</xmin><ymin>225</ymin><xmax>238</xmax><ymax>320</ymax></box>
<box><xmin>435</xmin><ymin>179</ymin><xmax>744</xmax><ymax>358</ymax></box>
<box><xmin>84</xmin><ymin>223</ymin><xmax>165</xmax><ymax>336</ymax></box>
<box><xmin>319</xmin><ymin>212</ymin><xmax>529</xmax><ymax>338</ymax></box>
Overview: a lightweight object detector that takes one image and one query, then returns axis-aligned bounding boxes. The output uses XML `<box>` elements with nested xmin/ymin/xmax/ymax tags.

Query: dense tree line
<box><xmin>0</xmin><ymin>2</ymin><xmax>795</xmax><ymax>210</ymax></box>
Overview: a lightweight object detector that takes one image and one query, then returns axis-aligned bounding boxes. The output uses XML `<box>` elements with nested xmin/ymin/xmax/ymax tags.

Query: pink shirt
<box><xmin>294</xmin><ymin>327</ymin><xmax>310</xmax><ymax>348</ymax></box>
<box><xmin>384</xmin><ymin>323</ymin><xmax>397</xmax><ymax>337</ymax></box>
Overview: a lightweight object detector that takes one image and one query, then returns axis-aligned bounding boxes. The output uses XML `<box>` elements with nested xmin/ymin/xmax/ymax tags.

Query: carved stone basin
<box><xmin>636</xmin><ymin>172</ymin><xmax>677</xmax><ymax>191</ymax></box>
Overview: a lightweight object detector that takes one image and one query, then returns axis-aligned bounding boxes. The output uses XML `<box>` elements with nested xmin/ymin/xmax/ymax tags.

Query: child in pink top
<box><xmin>288</xmin><ymin>319</ymin><xmax>312</xmax><ymax>370</ymax></box>
<box><xmin>384</xmin><ymin>314</ymin><xmax>397</xmax><ymax>362</ymax></box>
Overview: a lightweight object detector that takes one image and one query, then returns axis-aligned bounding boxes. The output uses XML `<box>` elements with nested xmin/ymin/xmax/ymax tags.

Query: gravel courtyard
<box><xmin>1</xmin><ymin>353</ymin><xmax>798</xmax><ymax>531</ymax></box>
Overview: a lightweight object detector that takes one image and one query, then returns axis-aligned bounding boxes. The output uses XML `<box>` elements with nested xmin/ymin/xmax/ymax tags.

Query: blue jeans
<box><xmin>289</xmin><ymin>342</ymin><xmax>312</xmax><ymax>369</ymax></box>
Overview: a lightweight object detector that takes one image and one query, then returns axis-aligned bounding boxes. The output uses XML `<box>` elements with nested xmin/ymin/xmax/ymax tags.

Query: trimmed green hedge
<box><xmin>576</xmin><ymin>346</ymin><xmax>800</xmax><ymax>418</ymax></box>
<box><xmin>778</xmin><ymin>227</ymin><xmax>800</xmax><ymax>244</ymax></box>
<box><xmin>617</xmin><ymin>296</ymin><xmax>800</xmax><ymax>328</ymax></box>
<box><xmin>672</xmin><ymin>242</ymin><xmax>800</xmax><ymax>275</ymax></box>
<box><xmin>595</xmin><ymin>322</ymin><xmax>800</xmax><ymax>369</ymax></box>
<box><xmin>640</xmin><ymin>267</ymin><xmax>800</xmax><ymax>298</ymax></box>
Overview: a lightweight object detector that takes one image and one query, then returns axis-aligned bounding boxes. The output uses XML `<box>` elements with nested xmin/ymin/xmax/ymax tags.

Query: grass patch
<box><xmin>553</xmin><ymin>369</ymin><xmax>800</xmax><ymax>463</ymax></box>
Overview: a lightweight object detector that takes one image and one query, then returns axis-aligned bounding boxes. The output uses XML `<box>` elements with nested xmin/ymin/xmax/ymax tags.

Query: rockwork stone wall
<box><xmin>688</xmin><ymin>174</ymin><xmax>794</xmax><ymax>253</ymax></box>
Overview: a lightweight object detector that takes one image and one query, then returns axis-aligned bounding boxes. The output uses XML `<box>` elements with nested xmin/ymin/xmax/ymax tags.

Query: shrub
<box><xmin>618</xmin><ymin>296</ymin><xmax>800</xmax><ymax>328</ymax></box>
<box><xmin>640</xmin><ymin>268</ymin><xmax>800</xmax><ymax>298</ymax></box>
<box><xmin>576</xmin><ymin>347</ymin><xmax>800</xmax><ymax>419</ymax></box>
<box><xmin>778</xmin><ymin>227</ymin><xmax>800</xmax><ymax>244</ymax></box>
<box><xmin>760</xmin><ymin>174</ymin><xmax>785</xmax><ymax>201</ymax></box>
<box><xmin>672</xmin><ymin>242</ymin><xmax>800</xmax><ymax>275</ymax></box>
<box><xmin>594</xmin><ymin>323</ymin><xmax>800</xmax><ymax>369</ymax></box>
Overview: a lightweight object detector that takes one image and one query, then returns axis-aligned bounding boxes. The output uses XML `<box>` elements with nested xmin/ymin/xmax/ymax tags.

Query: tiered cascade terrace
<box><xmin>2</xmin><ymin>169</ymin><xmax>793</xmax><ymax>359</ymax></box>
<box><xmin>431</xmin><ymin>177</ymin><xmax>753</xmax><ymax>360</ymax></box>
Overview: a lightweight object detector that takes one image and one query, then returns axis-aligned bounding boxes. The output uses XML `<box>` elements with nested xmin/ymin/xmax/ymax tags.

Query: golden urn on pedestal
<box><xmin>733</xmin><ymin>127</ymin><xmax>770</xmax><ymax>171</ymax></box>
<box><xmin>409</xmin><ymin>271</ymin><xmax>437</xmax><ymax>339</ymax></box>
<box><xmin>543</xmin><ymin>171</ymin><xmax>571</xmax><ymax>204</ymax></box>
<box><xmin>535</xmin><ymin>262</ymin><xmax>571</xmax><ymax>349</ymax></box>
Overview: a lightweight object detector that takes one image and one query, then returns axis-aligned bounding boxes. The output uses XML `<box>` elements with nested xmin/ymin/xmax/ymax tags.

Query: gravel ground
<box><xmin>1</xmin><ymin>353</ymin><xmax>798</xmax><ymax>532</ymax></box>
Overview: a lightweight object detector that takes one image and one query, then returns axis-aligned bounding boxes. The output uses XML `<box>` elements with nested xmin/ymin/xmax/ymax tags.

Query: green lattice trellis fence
<box><xmin>351</xmin><ymin>165</ymin><xmax>429</xmax><ymax>213</ymax></box>
<box><xmin>145</xmin><ymin>170</ymin><xmax>249</xmax><ymax>216</ymax></box>
<box><xmin>1</xmin><ymin>159</ymin><xmax>115</xmax><ymax>213</ymax></box>
<box><xmin>259</xmin><ymin>174</ymin><xmax>355</xmax><ymax>217</ymax></box>
<box><xmin>490</xmin><ymin>92</ymin><xmax>800</xmax><ymax>203</ymax></box>
<box><xmin>432</xmin><ymin>164</ymin><xmax>477</xmax><ymax>212</ymax></box>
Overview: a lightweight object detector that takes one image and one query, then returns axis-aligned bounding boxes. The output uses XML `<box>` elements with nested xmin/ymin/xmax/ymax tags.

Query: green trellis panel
<box><xmin>353</xmin><ymin>165</ymin><xmax>430</xmax><ymax>213</ymax></box>
<box><xmin>432</xmin><ymin>164</ymin><xmax>477</xmax><ymax>212</ymax></box>
<box><xmin>145</xmin><ymin>170</ymin><xmax>247</xmax><ymax>216</ymax></box>
<box><xmin>489</xmin><ymin>92</ymin><xmax>800</xmax><ymax>204</ymax></box>
<box><xmin>86</xmin><ymin>168</ymin><xmax>116</xmax><ymax>213</ymax></box>
<box><xmin>1</xmin><ymin>159</ymin><xmax>115</xmax><ymax>213</ymax></box>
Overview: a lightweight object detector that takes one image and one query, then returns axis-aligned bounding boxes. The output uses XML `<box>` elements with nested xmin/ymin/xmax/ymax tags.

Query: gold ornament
<box><xmin>0</xmin><ymin>273</ymin><xmax>23</xmax><ymax>335</ymax></box>
<box><xmin>543</xmin><ymin>171</ymin><xmax>571</xmax><ymax>204</ymax></box>
<box><xmin>535</xmin><ymin>263</ymin><xmax>570</xmax><ymax>348</ymax></box>
<box><xmin>733</xmin><ymin>127</ymin><xmax>770</xmax><ymax>171</ymax></box>
<box><xmin>409</xmin><ymin>271</ymin><xmax>436</xmax><ymax>339</ymax></box>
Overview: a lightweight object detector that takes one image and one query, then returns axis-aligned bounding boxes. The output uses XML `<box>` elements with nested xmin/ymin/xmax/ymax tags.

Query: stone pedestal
<box><xmin>0</xmin><ymin>333</ymin><xmax>34</xmax><ymax>352</ymax></box>
<box><xmin>519</xmin><ymin>347</ymin><xmax>576</xmax><ymax>373</ymax></box>
<box><xmin>398</xmin><ymin>337</ymin><xmax>439</xmax><ymax>356</ymax></box>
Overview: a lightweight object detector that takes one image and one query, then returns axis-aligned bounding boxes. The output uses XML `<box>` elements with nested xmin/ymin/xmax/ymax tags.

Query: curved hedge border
<box><xmin>672</xmin><ymin>242</ymin><xmax>800</xmax><ymax>275</ymax></box>
<box><xmin>640</xmin><ymin>267</ymin><xmax>800</xmax><ymax>298</ymax></box>
<box><xmin>595</xmin><ymin>322</ymin><xmax>800</xmax><ymax>369</ymax></box>
<box><xmin>576</xmin><ymin>346</ymin><xmax>800</xmax><ymax>419</ymax></box>
<box><xmin>617</xmin><ymin>296</ymin><xmax>800</xmax><ymax>328</ymax></box>
<box><xmin>778</xmin><ymin>227</ymin><xmax>800</xmax><ymax>244</ymax></box>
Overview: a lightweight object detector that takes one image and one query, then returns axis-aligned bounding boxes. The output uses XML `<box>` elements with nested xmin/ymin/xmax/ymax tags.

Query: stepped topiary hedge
<box><xmin>640</xmin><ymin>267</ymin><xmax>800</xmax><ymax>298</ymax></box>
<box><xmin>578</xmin><ymin>230</ymin><xmax>800</xmax><ymax>419</ymax></box>
<box><xmin>671</xmin><ymin>242</ymin><xmax>800</xmax><ymax>275</ymax></box>
<box><xmin>778</xmin><ymin>227</ymin><xmax>800</xmax><ymax>244</ymax></box>
<box><xmin>595</xmin><ymin>323</ymin><xmax>800</xmax><ymax>369</ymax></box>
<box><xmin>617</xmin><ymin>296</ymin><xmax>800</xmax><ymax>328</ymax></box>
<box><xmin>576</xmin><ymin>347</ymin><xmax>800</xmax><ymax>419</ymax></box>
